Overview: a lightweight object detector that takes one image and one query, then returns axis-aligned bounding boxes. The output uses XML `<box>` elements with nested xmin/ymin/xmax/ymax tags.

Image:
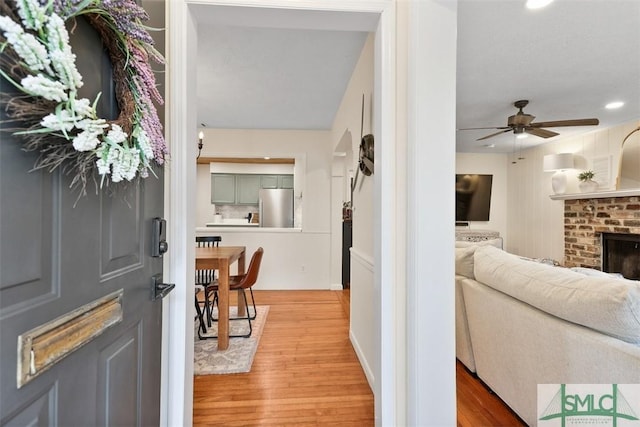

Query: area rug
<box><xmin>194</xmin><ymin>305</ymin><xmax>269</xmax><ymax>375</ymax></box>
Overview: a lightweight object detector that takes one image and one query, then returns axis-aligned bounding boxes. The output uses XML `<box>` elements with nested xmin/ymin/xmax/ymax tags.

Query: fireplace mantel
<box><xmin>550</xmin><ymin>188</ymin><xmax>640</xmax><ymax>201</ymax></box>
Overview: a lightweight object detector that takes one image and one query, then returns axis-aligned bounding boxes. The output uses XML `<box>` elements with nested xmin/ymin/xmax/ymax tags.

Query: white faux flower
<box><xmin>133</xmin><ymin>126</ymin><xmax>153</xmax><ymax>162</ymax></box>
<box><xmin>21</xmin><ymin>74</ymin><xmax>67</xmax><ymax>102</ymax></box>
<box><xmin>106</xmin><ymin>125</ymin><xmax>128</xmax><ymax>145</ymax></box>
<box><xmin>72</xmin><ymin>98</ymin><xmax>93</xmax><ymax>117</ymax></box>
<box><xmin>119</xmin><ymin>147</ymin><xmax>141</xmax><ymax>181</ymax></box>
<box><xmin>0</xmin><ymin>17</ymin><xmax>52</xmax><ymax>74</ymax></box>
<box><xmin>72</xmin><ymin>129</ymin><xmax>102</xmax><ymax>152</ymax></box>
<box><xmin>16</xmin><ymin>0</ymin><xmax>48</xmax><ymax>31</ymax></box>
<box><xmin>44</xmin><ymin>14</ymin><xmax>68</xmax><ymax>52</ymax></box>
<box><xmin>100</xmin><ymin>144</ymin><xmax>141</xmax><ymax>183</ymax></box>
<box><xmin>96</xmin><ymin>143</ymin><xmax>112</xmax><ymax>177</ymax></box>
<box><xmin>40</xmin><ymin>110</ymin><xmax>76</xmax><ymax>132</ymax></box>
<box><xmin>49</xmin><ymin>50</ymin><xmax>82</xmax><ymax>91</ymax></box>
<box><xmin>76</xmin><ymin>118</ymin><xmax>108</xmax><ymax>133</ymax></box>
<box><xmin>107</xmin><ymin>145</ymin><xmax>124</xmax><ymax>182</ymax></box>
<box><xmin>0</xmin><ymin>15</ymin><xmax>22</xmax><ymax>34</ymax></box>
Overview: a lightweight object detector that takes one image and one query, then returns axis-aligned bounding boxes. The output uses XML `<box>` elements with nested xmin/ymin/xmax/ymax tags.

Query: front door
<box><xmin>0</xmin><ymin>1</ymin><xmax>166</xmax><ymax>425</ymax></box>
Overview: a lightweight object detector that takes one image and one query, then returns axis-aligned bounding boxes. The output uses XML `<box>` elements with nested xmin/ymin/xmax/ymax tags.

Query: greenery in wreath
<box><xmin>0</xmin><ymin>0</ymin><xmax>166</xmax><ymax>194</ymax></box>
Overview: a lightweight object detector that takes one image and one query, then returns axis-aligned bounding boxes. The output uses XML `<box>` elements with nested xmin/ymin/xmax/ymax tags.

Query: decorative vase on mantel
<box><xmin>577</xmin><ymin>170</ymin><xmax>598</xmax><ymax>193</ymax></box>
<box><xmin>579</xmin><ymin>179</ymin><xmax>599</xmax><ymax>193</ymax></box>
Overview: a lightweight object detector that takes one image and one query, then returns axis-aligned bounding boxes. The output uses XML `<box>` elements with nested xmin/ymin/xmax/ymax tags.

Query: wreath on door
<box><xmin>0</xmin><ymin>0</ymin><xmax>166</xmax><ymax>195</ymax></box>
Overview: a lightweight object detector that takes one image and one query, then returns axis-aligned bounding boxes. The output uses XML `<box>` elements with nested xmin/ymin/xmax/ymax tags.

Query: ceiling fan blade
<box><xmin>530</xmin><ymin>118</ymin><xmax>599</xmax><ymax>128</ymax></box>
<box><xmin>458</xmin><ymin>126</ymin><xmax>510</xmax><ymax>131</ymax></box>
<box><xmin>525</xmin><ymin>127</ymin><xmax>559</xmax><ymax>138</ymax></box>
<box><xmin>477</xmin><ymin>129</ymin><xmax>511</xmax><ymax>141</ymax></box>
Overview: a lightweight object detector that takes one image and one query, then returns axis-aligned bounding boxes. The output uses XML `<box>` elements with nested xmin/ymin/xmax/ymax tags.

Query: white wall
<box><xmin>404</xmin><ymin>1</ymin><xmax>458</xmax><ymax>424</ymax></box>
<box><xmin>329</xmin><ymin>33</ymin><xmax>376</xmax><ymax>384</ymax></box>
<box><xmin>507</xmin><ymin>119</ymin><xmax>640</xmax><ymax>260</ymax></box>
<box><xmin>195</xmin><ymin>129</ymin><xmax>333</xmax><ymax>290</ymax></box>
<box><xmin>456</xmin><ymin>153</ymin><xmax>509</xmax><ymax>243</ymax></box>
<box><xmin>195</xmin><ymin>229</ymin><xmax>330</xmax><ymax>289</ymax></box>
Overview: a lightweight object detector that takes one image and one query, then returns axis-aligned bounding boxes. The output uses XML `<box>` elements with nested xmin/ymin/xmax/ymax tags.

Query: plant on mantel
<box><xmin>577</xmin><ymin>170</ymin><xmax>598</xmax><ymax>193</ymax></box>
<box><xmin>578</xmin><ymin>170</ymin><xmax>595</xmax><ymax>182</ymax></box>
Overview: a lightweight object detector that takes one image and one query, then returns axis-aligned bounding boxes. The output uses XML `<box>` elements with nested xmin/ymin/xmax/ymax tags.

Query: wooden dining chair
<box><xmin>207</xmin><ymin>247</ymin><xmax>264</xmax><ymax>338</ymax></box>
<box><xmin>195</xmin><ymin>236</ymin><xmax>221</xmax><ymax>328</ymax></box>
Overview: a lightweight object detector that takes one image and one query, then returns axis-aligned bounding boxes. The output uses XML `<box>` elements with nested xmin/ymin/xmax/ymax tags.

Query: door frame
<box><xmin>163</xmin><ymin>1</ymin><xmax>400</xmax><ymax>426</ymax></box>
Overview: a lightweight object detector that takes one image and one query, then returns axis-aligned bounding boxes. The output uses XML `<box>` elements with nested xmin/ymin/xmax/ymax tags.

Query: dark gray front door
<box><xmin>0</xmin><ymin>1</ymin><xmax>166</xmax><ymax>425</ymax></box>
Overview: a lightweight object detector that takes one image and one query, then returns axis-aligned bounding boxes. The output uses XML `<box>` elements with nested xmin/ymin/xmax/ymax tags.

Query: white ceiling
<box><xmin>194</xmin><ymin>1</ymin><xmax>640</xmax><ymax>152</ymax></box>
<box><xmin>456</xmin><ymin>0</ymin><xmax>640</xmax><ymax>153</ymax></box>
<box><xmin>193</xmin><ymin>5</ymin><xmax>376</xmax><ymax>131</ymax></box>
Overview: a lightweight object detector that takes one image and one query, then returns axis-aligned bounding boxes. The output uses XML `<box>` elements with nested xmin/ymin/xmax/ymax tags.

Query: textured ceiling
<box><xmin>196</xmin><ymin>26</ymin><xmax>367</xmax><ymax>130</ymax></box>
<box><xmin>193</xmin><ymin>1</ymin><xmax>640</xmax><ymax>152</ymax></box>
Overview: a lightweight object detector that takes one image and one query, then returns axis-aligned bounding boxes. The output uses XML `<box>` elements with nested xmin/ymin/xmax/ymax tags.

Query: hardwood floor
<box><xmin>456</xmin><ymin>362</ymin><xmax>526</xmax><ymax>427</ymax></box>
<box><xmin>193</xmin><ymin>290</ymin><xmax>525</xmax><ymax>426</ymax></box>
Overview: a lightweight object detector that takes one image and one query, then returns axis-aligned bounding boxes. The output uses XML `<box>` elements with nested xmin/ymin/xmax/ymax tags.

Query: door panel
<box><xmin>100</xmin><ymin>186</ymin><xmax>145</xmax><ymax>279</ymax></box>
<box><xmin>0</xmin><ymin>143</ymin><xmax>56</xmax><ymax>312</ymax></box>
<box><xmin>97</xmin><ymin>323</ymin><xmax>142</xmax><ymax>427</ymax></box>
<box><xmin>0</xmin><ymin>0</ymin><xmax>165</xmax><ymax>425</ymax></box>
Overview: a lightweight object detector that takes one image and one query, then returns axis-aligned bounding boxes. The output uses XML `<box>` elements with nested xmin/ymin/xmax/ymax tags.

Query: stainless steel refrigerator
<box><xmin>259</xmin><ymin>189</ymin><xmax>294</xmax><ymax>228</ymax></box>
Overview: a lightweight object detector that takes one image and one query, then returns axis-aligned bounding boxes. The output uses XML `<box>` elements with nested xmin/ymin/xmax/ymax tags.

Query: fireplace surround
<box><xmin>563</xmin><ymin>196</ymin><xmax>640</xmax><ymax>276</ymax></box>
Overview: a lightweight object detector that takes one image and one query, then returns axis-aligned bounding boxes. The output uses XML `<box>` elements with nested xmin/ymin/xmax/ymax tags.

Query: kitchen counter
<box><xmin>205</xmin><ymin>222</ymin><xmax>260</xmax><ymax>227</ymax></box>
<box><xmin>197</xmin><ymin>226</ymin><xmax>302</xmax><ymax>233</ymax></box>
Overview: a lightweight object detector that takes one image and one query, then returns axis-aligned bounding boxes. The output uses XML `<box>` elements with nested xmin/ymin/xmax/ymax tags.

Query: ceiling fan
<box><xmin>460</xmin><ymin>100</ymin><xmax>600</xmax><ymax>141</ymax></box>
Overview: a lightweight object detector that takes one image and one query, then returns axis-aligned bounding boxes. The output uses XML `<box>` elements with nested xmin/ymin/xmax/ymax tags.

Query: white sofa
<box><xmin>455</xmin><ymin>244</ymin><xmax>640</xmax><ymax>426</ymax></box>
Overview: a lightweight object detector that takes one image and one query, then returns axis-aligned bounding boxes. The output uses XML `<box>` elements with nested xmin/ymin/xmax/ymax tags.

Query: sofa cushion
<box><xmin>455</xmin><ymin>246</ymin><xmax>477</xmax><ymax>278</ymax></box>
<box><xmin>474</xmin><ymin>245</ymin><xmax>640</xmax><ymax>344</ymax></box>
<box><xmin>455</xmin><ymin>239</ymin><xmax>504</xmax><ymax>279</ymax></box>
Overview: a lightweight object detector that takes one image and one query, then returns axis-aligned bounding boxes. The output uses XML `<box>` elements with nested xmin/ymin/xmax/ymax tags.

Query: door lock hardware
<box><xmin>151</xmin><ymin>217</ymin><xmax>168</xmax><ymax>257</ymax></box>
<box><xmin>152</xmin><ymin>274</ymin><xmax>175</xmax><ymax>300</ymax></box>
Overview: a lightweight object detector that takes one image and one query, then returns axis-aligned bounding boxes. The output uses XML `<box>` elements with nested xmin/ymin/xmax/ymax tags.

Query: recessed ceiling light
<box><xmin>526</xmin><ymin>0</ymin><xmax>554</xmax><ymax>9</ymax></box>
<box><xmin>605</xmin><ymin>101</ymin><xmax>624</xmax><ymax>110</ymax></box>
<box><xmin>483</xmin><ymin>144</ymin><xmax>496</xmax><ymax>148</ymax></box>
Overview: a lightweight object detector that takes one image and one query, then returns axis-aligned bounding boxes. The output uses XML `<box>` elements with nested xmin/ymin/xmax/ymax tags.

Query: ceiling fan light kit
<box><xmin>544</xmin><ymin>153</ymin><xmax>574</xmax><ymax>195</ymax></box>
<box><xmin>526</xmin><ymin>0</ymin><xmax>554</xmax><ymax>10</ymax></box>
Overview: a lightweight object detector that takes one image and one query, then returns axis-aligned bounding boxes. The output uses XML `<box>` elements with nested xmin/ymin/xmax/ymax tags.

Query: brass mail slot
<box><xmin>17</xmin><ymin>289</ymin><xmax>124</xmax><ymax>388</ymax></box>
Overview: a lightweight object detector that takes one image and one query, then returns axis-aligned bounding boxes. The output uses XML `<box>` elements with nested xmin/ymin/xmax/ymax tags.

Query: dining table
<box><xmin>195</xmin><ymin>246</ymin><xmax>246</xmax><ymax>350</ymax></box>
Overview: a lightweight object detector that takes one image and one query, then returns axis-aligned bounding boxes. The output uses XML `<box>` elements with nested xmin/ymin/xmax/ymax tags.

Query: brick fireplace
<box><xmin>563</xmin><ymin>196</ymin><xmax>640</xmax><ymax>271</ymax></box>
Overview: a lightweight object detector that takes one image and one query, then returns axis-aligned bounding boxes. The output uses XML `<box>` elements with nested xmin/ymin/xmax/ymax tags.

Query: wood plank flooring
<box><xmin>192</xmin><ymin>290</ymin><xmax>525</xmax><ymax>426</ymax></box>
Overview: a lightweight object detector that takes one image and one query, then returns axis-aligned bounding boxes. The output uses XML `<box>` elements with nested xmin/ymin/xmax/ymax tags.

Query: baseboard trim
<box><xmin>349</xmin><ymin>329</ymin><xmax>375</xmax><ymax>390</ymax></box>
<box><xmin>330</xmin><ymin>283</ymin><xmax>344</xmax><ymax>291</ymax></box>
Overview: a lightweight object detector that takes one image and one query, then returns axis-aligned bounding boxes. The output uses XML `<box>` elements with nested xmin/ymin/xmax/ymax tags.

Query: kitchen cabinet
<box><xmin>261</xmin><ymin>174</ymin><xmax>293</xmax><ymax>189</ymax></box>
<box><xmin>236</xmin><ymin>175</ymin><xmax>261</xmax><ymax>204</ymax></box>
<box><xmin>211</xmin><ymin>173</ymin><xmax>294</xmax><ymax>205</ymax></box>
<box><xmin>279</xmin><ymin>175</ymin><xmax>294</xmax><ymax>189</ymax></box>
<box><xmin>260</xmin><ymin>175</ymin><xmax>279</xmax><ymax>189</ymax></box>
<box><xmin>211</xmin><ymin>174</ymin><xmax>236</xmax><ymax>204</ymax></box>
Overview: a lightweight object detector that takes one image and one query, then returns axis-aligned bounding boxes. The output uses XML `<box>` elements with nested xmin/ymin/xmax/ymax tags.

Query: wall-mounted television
<box><xmin>456</xmin><ymin>174</ymin><xmax>493</xmax><ymax>222</ymax></box>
